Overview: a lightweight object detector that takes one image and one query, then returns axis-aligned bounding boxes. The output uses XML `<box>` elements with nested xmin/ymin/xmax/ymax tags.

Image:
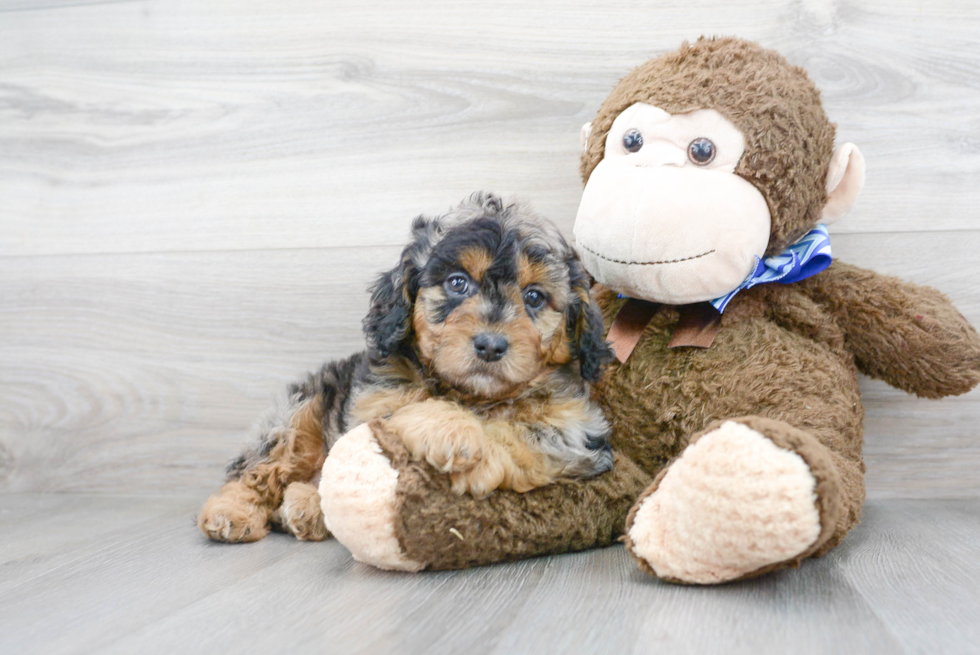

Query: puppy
<box><xmin>198</xmin><ymin>192</ymin><xmax>615</xmax><ymax>543</ymax></box>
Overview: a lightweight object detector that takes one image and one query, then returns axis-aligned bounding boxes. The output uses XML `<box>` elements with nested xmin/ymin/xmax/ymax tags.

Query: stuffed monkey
<box><xmin>318</xmin><ymin>37</ymin><xmax>980</xmax><ymax>583</ymax></box>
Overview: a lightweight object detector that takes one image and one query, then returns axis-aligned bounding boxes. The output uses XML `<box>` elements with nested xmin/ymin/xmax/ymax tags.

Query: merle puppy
<box><xmin>198</xmin><ymin>193</ymin><xmax>614</xmax><ymax>543</ymax></box>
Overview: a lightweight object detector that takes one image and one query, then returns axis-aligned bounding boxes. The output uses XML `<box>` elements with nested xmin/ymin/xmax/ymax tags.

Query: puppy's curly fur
<box><xmin>198</xmin><ymin>193</ymin><xmax>615</xmax><ymax>543</ymax></box>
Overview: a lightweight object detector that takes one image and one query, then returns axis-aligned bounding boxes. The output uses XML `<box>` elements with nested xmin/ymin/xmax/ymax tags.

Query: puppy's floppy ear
<box><xmin>363</xmin><ymin>216</ymin><xmax>440</xmax><ymax>361</ymax></box>
<box><xmin>565</xmin><ymin>258</ymin><xmax>614</xmax><ymax>382</ymax></box>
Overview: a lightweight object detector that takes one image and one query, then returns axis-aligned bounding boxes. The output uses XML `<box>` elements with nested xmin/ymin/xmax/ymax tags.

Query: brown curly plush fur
<box><xmin>371</xmin><ymin>423</ymin><xmax>651</xmax><ymax>570</ymax></box>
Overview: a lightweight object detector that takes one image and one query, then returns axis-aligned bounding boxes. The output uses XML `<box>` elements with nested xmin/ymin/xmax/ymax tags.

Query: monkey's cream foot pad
<box><xmin>626</xmin><ymin>421</ymin><xmax>821</xmax><ymax>584</ymax></box>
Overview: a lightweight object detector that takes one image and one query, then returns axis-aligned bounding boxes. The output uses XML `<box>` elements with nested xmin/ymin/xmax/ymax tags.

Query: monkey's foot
<box><xmin>625</xmin><ymin>418</ymin><xmax>840</xmax><ymax>584</ymax></box>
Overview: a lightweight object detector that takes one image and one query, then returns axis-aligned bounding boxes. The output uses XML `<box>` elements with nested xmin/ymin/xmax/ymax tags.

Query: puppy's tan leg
<box><xmin>271</xmin><ymin>481</ymin><xmax>329</xmax><ymax>541</ymax></box>
<box><xmin>198</xmin><ymin>397</ymin><xmax>325</xmax><ymax>543</ymax></box>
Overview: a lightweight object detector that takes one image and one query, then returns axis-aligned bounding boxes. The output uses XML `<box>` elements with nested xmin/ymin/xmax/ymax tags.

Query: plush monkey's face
<box><xmin>574</xmin><ymin>102</ymin><xmax>771</xmax><ymax>305</ymax></box>
<box><xmin>574</xmin><ymin>38</ymin><xmax>866</xmax><ymax>307</ymax></box>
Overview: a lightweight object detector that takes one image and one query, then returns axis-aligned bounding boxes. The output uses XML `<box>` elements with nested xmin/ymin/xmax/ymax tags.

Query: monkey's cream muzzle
<box><xmin>575</xmin><ymin>153</ymin><xmax>771</xmax><ymax>305</ymax></box>
<box><xmin>574</xmin><ymin>103</ymin><xmax>772</xmax><ymax>305</ymax></box>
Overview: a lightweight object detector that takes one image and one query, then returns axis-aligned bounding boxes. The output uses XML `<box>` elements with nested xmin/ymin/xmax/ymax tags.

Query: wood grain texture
<box><xmin>1</xmin><ymin>0</ymin><xmax>979</xmax><ymax>257</ymax></box>
<box><xmin>0</xmin><ymin>495</ymin><xmax>977</xmax><ymax>655</ymax></box>
<box><xmin>2</xmin><ymin>0</ymin><xmax>980</xmax><ymax>497</ymax></box>
<box><xmin>838</xmin><ymin>499</ymin><xmax>980</xmax><ymax>654</ymax></box>
<box><xmin>0</xmin><ymin>248</ymin><xmax>388</xmax><ymax>494</ymax></box>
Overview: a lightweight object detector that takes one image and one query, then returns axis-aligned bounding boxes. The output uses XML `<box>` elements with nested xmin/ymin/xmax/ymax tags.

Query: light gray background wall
<box><xmin>2</xmin><ymin>0</ymin><xmax>978</xmax><ymax>499</ymax></box>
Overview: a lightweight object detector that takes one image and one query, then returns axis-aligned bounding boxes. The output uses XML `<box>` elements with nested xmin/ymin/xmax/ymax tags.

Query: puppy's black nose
<box><xmin>473</xmin><ymin>333</ymin><xmax>509</xmax><ymax>362</ymax></box>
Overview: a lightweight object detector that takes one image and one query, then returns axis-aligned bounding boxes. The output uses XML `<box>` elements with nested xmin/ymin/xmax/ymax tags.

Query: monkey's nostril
<box><xmin>473</xmin><ymin>333</ymin><xmax>509</xmax><ymax>362</ymax></box>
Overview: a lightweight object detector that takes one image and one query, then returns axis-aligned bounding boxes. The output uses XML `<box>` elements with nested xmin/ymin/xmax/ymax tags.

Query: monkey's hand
<box><xmin>802</xmin><ymin>261</ymin><xmax>980</xmax><ymax>398</ymax></box>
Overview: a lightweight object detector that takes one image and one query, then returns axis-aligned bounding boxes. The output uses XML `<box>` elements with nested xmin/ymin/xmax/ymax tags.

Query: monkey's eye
<box><xmin>688</xmin><ymin>138</ymin><xmax>716</xmax><ymax>165</ymax></box>
<box><xmin>622</xmin><ymin>129</ymin><xmax>644</xmax><ymax>153</ymax></box>
<box><xmin>523</xmin><ymin>288</ymin><xmax>547</xmax><ymax>310</ymax></box>
<box><xmin>445</xmin><ymin>273</ymin><xmax>470</xmax><ymax>296</ymax></box>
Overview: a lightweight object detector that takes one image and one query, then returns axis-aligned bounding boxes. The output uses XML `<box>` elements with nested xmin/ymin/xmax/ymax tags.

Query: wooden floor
<box><xmin>0</xmin><ymin>495</ymin><xmax>977</xmax><ymax>655</ymax></box>
<box><xmin>3</xmin><ymin>1</ymin><xmax>980</xmax><ymax>653</ymax></box>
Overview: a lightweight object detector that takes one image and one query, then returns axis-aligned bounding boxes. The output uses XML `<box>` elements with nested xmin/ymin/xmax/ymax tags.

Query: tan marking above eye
<box><xmin>517</xmin><ymin>253</ymin><xmax>552</xmax><ymax>289</ymax></box>
<box><xmin>457</xmin><ymin>247</ymin><xmax>494</xmax><ymax>282</ymax></box>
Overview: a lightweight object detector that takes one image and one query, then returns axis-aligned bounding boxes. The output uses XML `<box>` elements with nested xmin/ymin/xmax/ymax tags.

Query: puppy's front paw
<box><xmin>449</xmin><ymin>463</ymin><xmax>505</xmax><ymax>497</ymax></box>
<box><xmin>448</xmin><ymin>441</ymin><xmax>556</xmax><ymax>497</ymax></box>
<box><xmin>422</xmin><ymin>431</ymin><xmax>484</xmax><ymax>473</ymax></box>
<box><xmin>385</xmin><ymin>400</ymin><xmax>485</xmax><ymax>473</ymax></box>
<box><xmin>198</xmin><ymin>481</ymin><xmax>271</xmax><ymax>543</ymax></box>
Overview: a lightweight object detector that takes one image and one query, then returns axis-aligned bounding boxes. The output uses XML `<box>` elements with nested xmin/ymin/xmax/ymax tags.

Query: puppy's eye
<box><xmin>445</xmin><ymin>274</ymin><xmax>470</xmax><ymax>296</ymax></box>
<box><xmin>523</xmin><ymin>288</ymin><xmax>547</xmax><ymax>310</ymax></box>
<box><xmin>623</xmin><ymin>129</ymin><xmax>643</xmax><ymax>153</ymax></box>
<box><xmin>688</xmin><ymin>137</ymin><xmax>716</xmax><ymax>165</ymax></box>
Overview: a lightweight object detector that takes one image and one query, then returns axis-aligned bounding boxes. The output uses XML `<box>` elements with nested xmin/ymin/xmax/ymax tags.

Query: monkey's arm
<box><xmin>320</xmin><ymin>418</ymin><xmax>652</xmax><ymax>571</ymax></box>
<box><xmin>801</xmin><ymin>261</ymin><xmax>980</xmax><ymax>398</ymax></box>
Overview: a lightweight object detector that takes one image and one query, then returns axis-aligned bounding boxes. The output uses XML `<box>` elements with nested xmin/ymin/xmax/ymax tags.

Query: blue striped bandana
<box><xmin>710</xmin><ymin>224</ymin><xmax>832</xmax><ymax>313</ymax></box>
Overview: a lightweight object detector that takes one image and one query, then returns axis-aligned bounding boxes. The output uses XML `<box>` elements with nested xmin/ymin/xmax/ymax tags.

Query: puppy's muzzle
<box><xmin>473</xmin><ymin>332</ymin><xmax>509</xmax><ymax>362</ymax></box>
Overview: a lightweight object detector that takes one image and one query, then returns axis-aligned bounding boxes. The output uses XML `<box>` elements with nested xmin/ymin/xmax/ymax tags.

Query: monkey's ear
<box><xmin>580</xmin><ymin>122</ymin><xmax>593</xmax><ymax>154</ymax></box>
<box><xmin>822</xmin><ymin>143</ymin><xmax>865</xmax><ymax>224</ymax></box>
<box><xmin>362</xmin><ymin>217</ymin><xmax>438</xmax><ymax>361</ymax></box>
<box><xmin>566</xmin><ymin>259</ymin><xmax>614</xmax><ymax>382</ymax></box>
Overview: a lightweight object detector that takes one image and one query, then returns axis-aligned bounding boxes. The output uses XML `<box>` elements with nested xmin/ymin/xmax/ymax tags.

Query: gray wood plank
<box><xmin>862</xmin><ymin>380</ymin><xmax>980</xmax><ymax>500</ymax></box>
<box><xmin>102</xmin><ymin>545</ymin><xmax>902</xmax><ymax>655</ymax></box>
<box><xmin>0</xmin><ymin>346</ymin><xmax>327</xmax><ymax>494</ymax></box>
<box><xmin>837</xmin><ymin>499</ymin><xmax>980</xmax><ymax>654</ymax></box>
<box><xmin>0</xmin><ymin>246</ymin><xmax>389</xmax><ymax>356</ymax></box>
<box><xmin>0</xmin><ymin>246</ymin><xmax>385</xmax><ymax>495</ymax></box>
<box><xmin>0</xmin><ymin>495</ymin><xmax>305</xmax><ymax>654</ymax></box>
<box><xmin>2</xmin><ymin>495</ymin><xmax>977</xmax><ymax>655</ymax></box>
<box><xmin>0</xmin><ymin>1</ymin><xmax>135</xmax><ymax>12</ymax></box>
<box><xmin>0</xmin><ymin>494</ymin><xmax>183</xmax><ymax>569</ymax></box>
<box><xmin>623</xmin><ymin>563</ymin><xmax>906</xmax><ymax>655</ymax></box>
<box><xmin>1</xmin><ymin>1</ymin><xmax>979</xmax><ymax>257</ymax></box>
<box><xmin>487</xmin><ymin>544</ymin><xmax>903</xmax><ymax>655</ymax></box>
<box><xmin>102</xmin><ymin>542</ymin><xmax>556</xmax><ymax>655</ymax></box>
